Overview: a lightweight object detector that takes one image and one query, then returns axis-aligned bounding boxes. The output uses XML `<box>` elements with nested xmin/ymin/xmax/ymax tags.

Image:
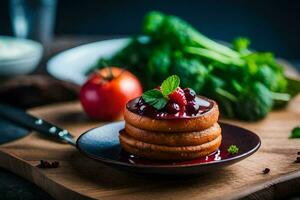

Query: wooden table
<box><xmin>0</xmin><ymin>94</ymin><xmax>299</xmax><ymax>200</ymax></box>
<box><xmin>0</xmin><ymin>36</ymin><xmax>299</xmax><ymax>199</ymax></box>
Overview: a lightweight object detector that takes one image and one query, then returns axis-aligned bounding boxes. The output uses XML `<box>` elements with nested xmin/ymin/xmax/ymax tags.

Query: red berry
<box><xmin>168</xmin><ymin>87</ymin><xmax>187</xmax><ymax>107</ymax></box>
<box><xmin>138</xmin><ymin>105</ymin><xmax>157</xmax><ymax>116</ymax></box>
<box><xmin>186</xmin><ymin>101</ymin><xmax>200</xmax><ymax>115</ymax></box>
<box><xmin>166</xmin><ymin>102</ymin><xmax>180</xmax><ymax>114</ymax></box>
<box><xmin>184</xmin><ymin>88</ymin><xmax>196</xmax><ymax>101</ymax></box>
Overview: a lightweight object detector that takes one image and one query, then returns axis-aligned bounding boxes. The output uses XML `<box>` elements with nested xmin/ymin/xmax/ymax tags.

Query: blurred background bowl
<box><xmin>0</xmin><ymin>36</ymin><xmax>43</xmax><ymax>76</ymax></box>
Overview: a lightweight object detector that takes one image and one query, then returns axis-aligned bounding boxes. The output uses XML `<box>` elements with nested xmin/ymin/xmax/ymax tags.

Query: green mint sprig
<box><xmin>142</xmin><ymin>75</ymin><xmax>180</xmax><ymax>110</ymax></box>
<box><xmin>142</xmin><ymin>89</ymin><xmax>168</xmax><ymax>110</ymax></box>
<box><xmin>161</xmin><ymin>75</ymin><xmax>180</xmax><ymax>97</ymax></box>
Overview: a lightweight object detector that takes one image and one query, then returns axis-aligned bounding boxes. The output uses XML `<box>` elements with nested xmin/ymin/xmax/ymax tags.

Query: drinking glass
<box><xmin>10</xmin><ymin>0</ymin><xmax>57</xmax><ymax>47</ymax></box>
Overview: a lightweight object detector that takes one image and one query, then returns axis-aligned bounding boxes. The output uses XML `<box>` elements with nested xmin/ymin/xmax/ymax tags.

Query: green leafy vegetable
<box><xmin>172</xmin><ymin>57</ymin><xmax>208</xmax><ymax>92</ymax></box>
<box><xmin>143</xmin><ymin>11</ymin><xmax>240</xmax><ymax>58</ymax></box>
<box><xmin>185</xmin><ymin>46</ymin><xmax>245</xmax><ymax>66</ymax></box>
<box><xmin>143</xmin><ymin>11</ymin><xmax>164</xmax><ymax>37</ymax></box>
<box><xmin>142</xmin><ymin>89</ymin><xmax>167</xmax><ymax>110</ymax></box>
<box><xmin>232</xmin><ymin>37</ymin><xmax>251</xmax><ymax>55</ymax></box>
<box><xmin>148</xmin><ymin>44</ymin><xmax>171</xmax><ymax>83</ymax></box>
<box><xmin>286</xmin><ymin>77</ymin><xmax>300</xmax><ymax>98</ymax></box>
<box><xmin>235</xmin><ymin>82</ymin><xmax>273</xmax><ymax>121</ymax></box>
<box><xmin>290</xmin><ymin>126</ymin><xmax>300</xmax><ymax>139</ymax></box>
<box><xmin>161</xmin><ymin>75</ymin><xmax>180</xmax><ymax>97</ymax></box>
<box><xmin>228</xmin><ymin>145</ymin><xmax>239</xmax><ymax>154</ymax></box>
<box><xmin>89</xmin><ymin>11</ymin><xmax>300</xmax><ymax>121</ymax></box>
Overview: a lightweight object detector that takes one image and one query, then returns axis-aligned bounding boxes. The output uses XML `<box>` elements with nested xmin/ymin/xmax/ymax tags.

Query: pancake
<box><xmin>125</xmin><ymin>122</ymin><xmax>221</xmax><ymax>147</ymax></box>
<box><xmin>119</xmin><ymin>131</ymin><xmax>222</xmax><ymax>161</ymax></box>
<box><xmin>124</xmin><ymin>100</ymin><xmax>219</xmax><ymax>132</ymax></box>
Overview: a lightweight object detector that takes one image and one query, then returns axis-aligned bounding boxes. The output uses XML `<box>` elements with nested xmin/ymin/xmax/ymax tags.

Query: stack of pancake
<box><xmin>119</xmin><ymin>99</ymin><xmax>221</xmax><ymax>161</ymax></box>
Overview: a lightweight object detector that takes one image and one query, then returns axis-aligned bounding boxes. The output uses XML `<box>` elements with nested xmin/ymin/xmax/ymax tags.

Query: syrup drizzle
<box><xmin>127</xmin><ymin>96</ymin><xmax>214</xmax><ymax>119</ymax></box>
<box><xmin>122</xmin><ymin>149</ymin><xmax>223</xmax><ymax>166</ymax></box>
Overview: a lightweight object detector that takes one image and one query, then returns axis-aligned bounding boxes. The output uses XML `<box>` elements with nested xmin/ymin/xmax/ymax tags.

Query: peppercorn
<box><xmin>51</xmin><ymin>161</ymin><xmax>59</xmax><ymax>168</ymax></box>
<box><xmin>37</xmin><ymin>160</ymin><xmax>60</xmax><ymax>169</ymax></box>
<box><xmin>294</xmin><ymin>157</ymin><xmax>300</xmax><ymax>163</ymax></box>
<box><xmin>262</xmin><ymin>168</ymin><xmax>270</xmax><ymax>174</ymax></box>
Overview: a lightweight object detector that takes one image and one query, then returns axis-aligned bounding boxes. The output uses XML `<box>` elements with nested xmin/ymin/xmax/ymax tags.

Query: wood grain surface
<box><xmin>0</xmin><ymin>95</ymin><xmax>299</xmax><ymax>200</ymax></box>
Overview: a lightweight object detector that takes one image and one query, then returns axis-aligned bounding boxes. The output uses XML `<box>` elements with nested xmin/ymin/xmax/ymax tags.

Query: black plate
<box><xmin>76</xmin><ymin>121</ymin><xmax>260</xmax><ymax>175</ymax></box>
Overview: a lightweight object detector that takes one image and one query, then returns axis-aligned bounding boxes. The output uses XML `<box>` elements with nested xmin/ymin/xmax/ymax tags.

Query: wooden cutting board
<box><xmin>0</xmin><ymin>96</ymin><xmax>299</xmax><ymax>200</ymax></box>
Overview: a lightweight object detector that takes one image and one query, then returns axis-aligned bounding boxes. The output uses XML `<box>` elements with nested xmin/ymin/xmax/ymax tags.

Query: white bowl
<box><xmin>0</xmin><ymin>36</ymin><xmax>43</xmax><ymax>76</ymax></box>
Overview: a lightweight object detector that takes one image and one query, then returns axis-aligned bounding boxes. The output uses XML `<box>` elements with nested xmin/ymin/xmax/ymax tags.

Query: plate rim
<box><xmin>46</xmin><ymin>37</ymin><xmax>131</xmax><ymax>84</ymax></box>
<box><xmin>76</xmin><ymin>121</ymin><xmax>261</xmax><ymax>169</ymax></box>
<box><xmin>47</xmin><ymin>37</ymin><xmax>130</xmax><ymax>68</ymax></box>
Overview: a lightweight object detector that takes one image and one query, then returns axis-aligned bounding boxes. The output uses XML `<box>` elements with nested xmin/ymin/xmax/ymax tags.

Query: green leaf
<box><xmin>142</xmin><ymin>89</ymin><xmax>168</xmax><ymax>110</ymax></box>
<box><xmin>232</xmin><ymin>37</ymin><xmax>251</xmax><ymax>54</ymax></box>
<box><xmin>161</xmin><ymin>75</ymin><xmax>180</xmax><ymax>97</ymax></box>
<box><xmin>290</xmin><ymin>126</ymin><xmax>300</xmax><ymax>139</ymax></box>
<box><xmin>227</xmin><ymin>145</ymin><xmax>239</xmax><ymax>154</ymax></box>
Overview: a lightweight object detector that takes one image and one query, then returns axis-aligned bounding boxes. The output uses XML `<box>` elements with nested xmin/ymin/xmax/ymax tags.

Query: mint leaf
<box><xmin>142</xmin><ymin>89</ymin><xmax>168</xmax><ymax>110</ymax></box>
<box><xmin>227</xmin><ymin>145</ymin><xmax>239</xmax><ymax>154</ymax></box>
<box><xmin>141</xmin><ymin>75</ymin><xmax>181</xmax><ymax>110</ymax></box>
<box><xmin>161</xmin><ymin>75</ymin><xmax>180</xmax><ymax>97</ymax></box>
<box><xmin>290</xmin><ymin>126</ymin><xmax>300</xmax><ymax>139</ymax></box>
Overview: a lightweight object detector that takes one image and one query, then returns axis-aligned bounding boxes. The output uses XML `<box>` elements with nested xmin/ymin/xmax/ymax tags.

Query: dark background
<box><xmin>1</xmin><ymin>0</ymin><xmax>300</xmax><ymax>59</ymax></box>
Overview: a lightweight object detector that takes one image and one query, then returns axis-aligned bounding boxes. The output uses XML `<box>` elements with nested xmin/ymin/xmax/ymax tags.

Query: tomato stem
<box><xmin>94</xmin><ymin>66</ymin><xmax>126</xmax><ymax>82</ymax></box>
<box><xmin>106</xmin><ymin>66</ymin><xmax>114</xmax><ymax>81</ymax></box>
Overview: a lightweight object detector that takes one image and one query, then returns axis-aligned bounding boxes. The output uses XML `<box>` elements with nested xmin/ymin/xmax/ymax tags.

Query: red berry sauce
<box><xmin>127</xmin><ymin>93</ymin><xmax>214</xmax><ymax>119</ymax></box>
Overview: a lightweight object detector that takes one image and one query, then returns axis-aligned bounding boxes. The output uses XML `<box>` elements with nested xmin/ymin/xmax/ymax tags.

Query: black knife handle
<box><xmin>0</xmin><ymin>104</ymin><xmax>76</xmax><ymax>146</ymax></box>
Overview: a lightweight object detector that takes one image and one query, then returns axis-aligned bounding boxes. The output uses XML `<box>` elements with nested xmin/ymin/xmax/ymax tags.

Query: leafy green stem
<box><xmin>185</xmin><ymin>47</ymin><xmax>245</xmax><ymax>66</ymax></box>
<box><xmin>216</xmin><ymin>88</ymin><xmax>238</xmax><ymax>102</ymax></box>
<box><xmin>193</xmin><ymin>32</ymin><xmax>241</xmax><ymax>59</ymax></box>
<box><xmin>271</xmin><ymin>92</ymin><xmax>291</xmax><ymax>101</ymax></box>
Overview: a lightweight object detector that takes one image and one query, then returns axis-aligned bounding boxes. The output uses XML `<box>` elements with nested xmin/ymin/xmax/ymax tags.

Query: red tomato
<box><xmin>80</xmin><ymin>67</ymin><xmax>143</xmax><ymax>120</ymax></box>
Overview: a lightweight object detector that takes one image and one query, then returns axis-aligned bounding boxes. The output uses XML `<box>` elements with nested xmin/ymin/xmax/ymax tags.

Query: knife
<box><xmin>0</xmin><ymin>104</ymin><xmax>76</xmax><ymax>146</ymax></box>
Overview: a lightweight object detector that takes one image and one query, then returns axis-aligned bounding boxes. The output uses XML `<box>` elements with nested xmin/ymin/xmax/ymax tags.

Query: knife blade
<box><xmin>0</xmin><ymin>104</ymin><xmax>76</xmax><ymax>146</ymax></box>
